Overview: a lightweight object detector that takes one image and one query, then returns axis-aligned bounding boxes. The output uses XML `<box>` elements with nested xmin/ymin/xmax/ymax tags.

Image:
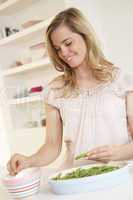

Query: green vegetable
<box><xmin>75</xmin><ymin>152</ymin><xmax>88</xmax><ymax>160</ymax></box>
<box><xmin>52</xmin><ymin>166</ymin><xmax>120</xmax><ymax>180</ymax></box>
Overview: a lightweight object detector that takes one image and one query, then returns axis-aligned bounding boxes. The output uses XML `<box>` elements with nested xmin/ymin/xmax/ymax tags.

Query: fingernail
<box><xmin>10</xmin><ymin>172</ymin><xmax>15</xmax><ymax>176</ymax></box>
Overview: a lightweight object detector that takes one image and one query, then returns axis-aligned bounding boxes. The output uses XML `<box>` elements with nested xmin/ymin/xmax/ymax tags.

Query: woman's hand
<box><xmin>86</xmin><ymin>145</ymin><xmax>124</xmax><ymax>163</ymax></box>
<box><xmin>7</xmin><ymin>154</ymin><xmax>32</xmax><ymax>176</ymax></box>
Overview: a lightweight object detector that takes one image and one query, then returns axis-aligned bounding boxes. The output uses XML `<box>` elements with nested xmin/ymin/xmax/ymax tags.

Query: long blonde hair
<box><xmin>46</xmin><ymin>7</ymin><xmax>116</xmax><ymax>97</ymax></box>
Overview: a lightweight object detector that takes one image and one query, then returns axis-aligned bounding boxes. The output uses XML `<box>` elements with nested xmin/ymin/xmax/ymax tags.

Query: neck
<box><xmin>74</xmin><ymin>62</ymin><xmax>94</xmax><ymax>82</ymax></box>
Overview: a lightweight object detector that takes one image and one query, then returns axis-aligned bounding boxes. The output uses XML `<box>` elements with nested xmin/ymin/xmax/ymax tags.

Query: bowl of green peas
<box><xmin>48</xmin><ymin>158</ymin><xmax>130</xmax><ymax>194</ymax></box>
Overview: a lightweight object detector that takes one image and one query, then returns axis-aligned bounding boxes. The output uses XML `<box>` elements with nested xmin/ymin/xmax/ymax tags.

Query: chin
<box><xmin>69</xmin><ymin>63</ymin><xmax>82</xmax><ymax>69</ymax></box>
<box><xmin>67</xmin><ymin>58</ymin><xmax>84</xmax><ymax>69</ymax></box>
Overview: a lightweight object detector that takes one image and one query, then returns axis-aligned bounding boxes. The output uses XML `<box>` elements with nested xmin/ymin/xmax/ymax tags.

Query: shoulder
<box><xmin>42</xmin><ymin>75</ymin><xmax>65</xmax><ymax>109</ymax></box>
<box><xmin>120</xmin><ymin>69</ymin><xmax>133</xmax><ymax>92</ymax></box>
<box><xmin>48</xmin><ymin>75</ymin><xmax>65</xmax><ymax>89</ymax></box>
<box><xmin>46</xmin><ymin>75</ymin><xmax>65</xmax><ymax>98</ymax></box>
<box><xmin>112</xmin><ymin>67</ymin><xmax>133</xmax><ymax>88</ymax></box>
<box><xmin>109</xmin><ymin>67</ymin><xmax>133</xmax><ymax>97</ymax></box>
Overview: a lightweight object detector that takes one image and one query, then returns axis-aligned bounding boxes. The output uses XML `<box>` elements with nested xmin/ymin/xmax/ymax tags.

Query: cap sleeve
<box><xmin>110</xmin><ymin>69</ymin><xmax>133</xmax><ymax>97</ymax></box>
<box><xmin>41</xmin><ymin>83</ymin><xmax>63</xmax><ymax>109</ymax></box>
<box><xmin>122</xmin><ymin>73</ymin><xmax>133</xmax><ymax>93</ymax></box>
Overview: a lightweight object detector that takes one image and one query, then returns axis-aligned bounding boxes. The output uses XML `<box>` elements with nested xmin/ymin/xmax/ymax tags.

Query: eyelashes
<box><xmin>66</xmin><ymin>41</ymin><xmax>72</xmax><ymax>46</ymax></box>
<box><xmin>54</xmin><ymin>41</ymin><xmax>72</xmax><ymax>53</ymax></box>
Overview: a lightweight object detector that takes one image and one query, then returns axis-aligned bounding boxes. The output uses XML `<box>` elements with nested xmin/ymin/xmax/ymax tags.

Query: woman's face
<box><xmin>51</xmin><ymin>25</ymin><xmax>87</xmax><ymax>69</ymax></box>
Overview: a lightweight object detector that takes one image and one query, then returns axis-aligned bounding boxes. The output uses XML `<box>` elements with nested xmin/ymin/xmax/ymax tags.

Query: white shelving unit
<box><xmin>0</xmin><ymin>0</ymin><xmax>37</xmax><ymax>14</ymax></box>
<box><xmin>8</xmin><ymin>95</ymin><xmax>43</xmax><ymax>105</ymax></box>
<box><xmin>2</xmin><ymin>57</ymin><xmax>50</xmax><ymax>76</ymax></box>
<box><xmin>0</xmin><ymin>0</ymin><xmax>67</xmax><ymax>154</ymax></box>
<box><xmin>0</xmin><ymin>18</ymin><xmax>52</xmax><ymax>46</ymax></box>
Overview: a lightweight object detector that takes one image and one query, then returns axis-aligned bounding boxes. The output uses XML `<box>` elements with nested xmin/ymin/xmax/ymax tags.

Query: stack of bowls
<box><xmin>2</xmin><ymin>167</ymin><xmax>41</xmax><ymax>199</ymax></box>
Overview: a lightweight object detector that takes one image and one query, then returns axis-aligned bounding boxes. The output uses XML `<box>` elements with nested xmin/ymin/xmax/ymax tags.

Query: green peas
<box><xmin>52</xmin><ymin>166</ymin><xmax>120</xmax><ymax>180</ymax></box>
<box><xmin>75</xmin><ymin>152</ymin><xmax>88</xmax><ymax>160</ymax></box>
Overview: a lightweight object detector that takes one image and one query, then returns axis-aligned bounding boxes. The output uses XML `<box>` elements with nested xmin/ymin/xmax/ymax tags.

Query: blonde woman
<box><xmin>7</xmin><ymin>8</ymin><xmax>133</xmax><ymax>175</ymax></box>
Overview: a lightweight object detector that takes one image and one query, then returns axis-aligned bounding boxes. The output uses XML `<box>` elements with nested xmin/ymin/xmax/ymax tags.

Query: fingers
<box><xmin>7</xmin><ymin>160</ymin><xmax>16</xmax><ymax>176</ymax></box>
<box><xmin>7</xmin><ymin>154</ymin><xmax>23</xmax><ymax>176</ymax></box>
<box><xmin>87</xmin><ymin>145</ymin><xmax>109</xmax><ymax>155</ymax></box>
<box><xmin>11</xmin><ymin>156</ymin><xmax>20</xmax><ymax>174</ymax></box>
<box><xmin>7</xmin><ymin>161</ymin><xmax>16</xmax><ymax>176</ymax></box>
<box><xmin>88</xmin><ymin>152</ymin><xmax>110</xmax><ymax>159</ymax></box>
<box><xmin>87</xmin><ymin>152</ymin><xmax>111</xmax><ymax>163</ymax></box>
<box><xmin>7</xmin><ymin>161</ymin><xmax>14</xmax><ymax>176</ymax></box>
<box><xmin>16</xmin><ymin>160</ymin><xmax>23</xmax><ymax>171</ymax></box>
<box><xmin>86</xmin><ymin>146</ymin><xmax>112</xmax><ymax>162</ymax></box>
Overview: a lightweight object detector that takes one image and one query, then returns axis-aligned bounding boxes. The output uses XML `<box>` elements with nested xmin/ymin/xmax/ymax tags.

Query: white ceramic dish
<box><xmin>2</xmin><ymin>167</ymin><xmax>41</xmax><ymax>199</ymax></box>
<box><xmin>48</xmin><ymin>162</ymin><xmax>130</xmax><ymax>195</ymax></box>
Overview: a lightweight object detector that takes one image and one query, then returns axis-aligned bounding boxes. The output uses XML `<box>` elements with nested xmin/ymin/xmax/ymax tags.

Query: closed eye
<box><xmin>55</xmin><ymin>47</ymin><xmax>61</xmax><ymax>52</ymax></box>
<box><xmin>54</xmin><ymin>41</ymin><xmax>72</xmax><ymax>53</ymax></box>
<box><xmin>65</xmin><ymin>41</ymin><xmax>72</xmax><ymax>46</ymax></box>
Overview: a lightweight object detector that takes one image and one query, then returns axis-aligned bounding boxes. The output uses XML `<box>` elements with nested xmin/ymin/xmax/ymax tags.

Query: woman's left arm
<box><xmin>126</xmin><ymin>91</ymin><xmax>133</xmax><ymax>138</ymax></box>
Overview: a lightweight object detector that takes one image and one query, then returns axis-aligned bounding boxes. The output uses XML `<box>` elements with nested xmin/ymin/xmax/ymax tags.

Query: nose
<box><xmin>60</xmin><ymin>47</ymin><xmax>69</xmax><ymax>58</ymax></box>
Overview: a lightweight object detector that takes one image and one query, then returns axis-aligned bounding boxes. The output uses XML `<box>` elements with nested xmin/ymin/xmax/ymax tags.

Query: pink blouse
<box><xmin>42</xmin><ymin>68</ymin><xmax>133</xmax><ymax>167</ymax></box>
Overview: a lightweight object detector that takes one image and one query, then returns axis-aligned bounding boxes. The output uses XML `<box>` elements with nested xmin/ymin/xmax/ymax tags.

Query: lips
<box><xmin>65</xmin><ymin>55</ymin><xmax>74</xmax><ymax>62</ymax></box>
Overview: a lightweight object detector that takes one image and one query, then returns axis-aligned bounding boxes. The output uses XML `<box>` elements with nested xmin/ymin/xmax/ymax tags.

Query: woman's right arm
<box><xmin>29</xmin><ymin>103</ymin><xmax>63</xmax><ymax>167</ymax></box>
<box><xmin>7</xmin><ymin>103</ymin><xmax>63</xmax><ymax>175</ymax></box>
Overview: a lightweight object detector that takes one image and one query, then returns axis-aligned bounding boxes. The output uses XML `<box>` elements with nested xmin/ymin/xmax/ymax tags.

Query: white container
<box><xmin>2</xmin><ymin>167</ymin><xmax>41</xmax><ymax>199</ymax></box>
<box><xmin>48</xmin><ymin>162</ymin><xmax>130</xmax><ymax>195</ymax></box>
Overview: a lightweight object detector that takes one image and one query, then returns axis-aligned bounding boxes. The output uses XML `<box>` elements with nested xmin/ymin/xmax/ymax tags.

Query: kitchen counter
<box><xmin>1</xmin><ymin>164</ymin><xmax>133</xmax><ymax>200</ymax></box>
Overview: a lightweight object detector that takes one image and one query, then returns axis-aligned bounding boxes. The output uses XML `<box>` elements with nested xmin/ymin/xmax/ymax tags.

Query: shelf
<box><xmin>9</xmin><ymin>95</ymin><xmax>43</xmax><ymax>105</ymax></box>
<box><xmin>2</xmin><ymin>57</ymin><xmax>51</xmax><ymax>76</ymax></box>
<box><xmin>0</xmin><ymin>18</ymin><xmax>51</xmax><ymax>46</ymax></box>
<box><xmin>13</xmin><ymin>126</ymin><xmax>46</xmax><ymax>133</ymax></box>
<box><xmin>0</xmin><ymin>0</ymin><xmax>37</xmax><ymax>15</ymax></box>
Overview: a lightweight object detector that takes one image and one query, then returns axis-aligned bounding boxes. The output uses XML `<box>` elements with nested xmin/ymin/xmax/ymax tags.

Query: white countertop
<box><xmin>1</xmin><ymin>164</ymin><xmax>133</xmax><ymax>200</ymax></box>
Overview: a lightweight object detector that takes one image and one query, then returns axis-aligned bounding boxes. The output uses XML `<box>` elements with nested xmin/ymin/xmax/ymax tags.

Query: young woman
<box><xmin>7</xmin><ymin>7</ymin><xmax>133</xmax><ymax>175</ymax></box>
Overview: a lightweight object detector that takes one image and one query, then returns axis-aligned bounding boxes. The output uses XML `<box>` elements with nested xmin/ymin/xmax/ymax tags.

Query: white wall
<box><xmin>0</xmin><ymin>77</ymin><xmax>10</xmax><ymax>167</ymax></box>
<box><xmin>66</xmin><ymin>0</ymin><xmax>133</xmax><ymax>73</ymax></box>
<box><xmin>0</xmin><ymin>103</ymin><xmax>10</xmax><ymax>167</ymax></box>
<box><xmin>0</xmin><ymin>113</ymin><xmax>10</xmax><ymax>167</ymax></box>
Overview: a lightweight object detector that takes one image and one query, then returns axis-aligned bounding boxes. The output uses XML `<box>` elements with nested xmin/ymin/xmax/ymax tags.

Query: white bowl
<box><xmin>48</xmin><ymin>162</ymin><xmax>130</xmax><ymax>195</ymax></box>
<box><xmin>2</xmin><ymin>167</ymin><xmax>41</xmax><ymax>199</ymax></box>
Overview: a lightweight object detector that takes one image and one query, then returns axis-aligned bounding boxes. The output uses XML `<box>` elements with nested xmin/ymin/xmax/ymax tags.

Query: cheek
<box><xmin>81</xmin><ymin>42</ymin><xmax>87</xmax><ymax>54</ymax></box>
<box><xmin>72</xmin><ymin>44</ymin><xmax>86</xmax><ymax>56</ymax></box>
<box><xmin>81</xmin><ymin>47</ymin><xmax>87</xmax><ymax>58</ymax></box>
<box><xmin>76</xmin><ymin>40</ymin><xmax>87</xmax><ymax>57</ymax></box>
<box><xmin>78</xmin><ymin>46</ymin><xmax>87</xmax><ymax>60</ymax></box>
